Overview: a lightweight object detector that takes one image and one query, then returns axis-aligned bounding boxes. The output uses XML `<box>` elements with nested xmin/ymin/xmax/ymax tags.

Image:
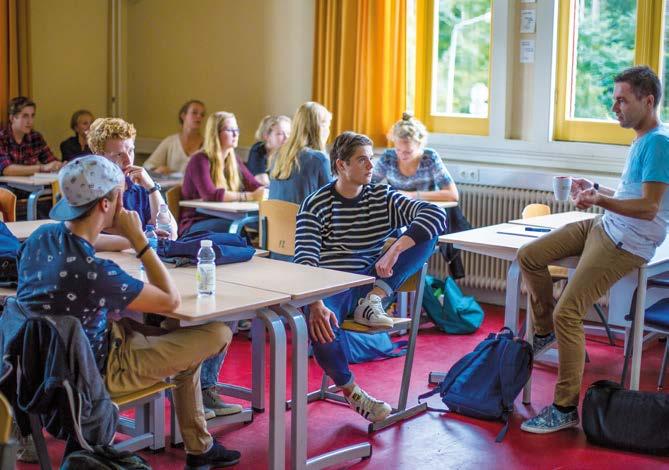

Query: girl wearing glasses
<box><xmin>268</xmin><ymin>101</ymin><xmax>332</xmax><ymax>204</ymax></box>
<box><xmin>179</xmin><ymin>111</ymin><xmax>265</xmax><ymax>236</ymax></box>
<box><xmin>246</xmin><ymin>115</ymin><xmax>291</xmax><ymax>186</ymax></box>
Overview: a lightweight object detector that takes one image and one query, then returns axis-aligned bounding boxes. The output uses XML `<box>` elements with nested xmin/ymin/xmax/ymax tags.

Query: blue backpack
<box><xmin>418</xmin><ymin>327</ymin><xmax>533</xmax><ymax>441</ymax></box>
<box><xmin>422</xmin><ymin>275</ymin><xmax>484</xmax><ymax>334</ymax></box>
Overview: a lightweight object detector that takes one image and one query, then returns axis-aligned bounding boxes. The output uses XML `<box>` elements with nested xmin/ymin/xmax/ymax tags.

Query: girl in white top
<box><xmin>143</xmin><ymin>100</ymin><xmax>206</xmax><ymax>175</ymax></box>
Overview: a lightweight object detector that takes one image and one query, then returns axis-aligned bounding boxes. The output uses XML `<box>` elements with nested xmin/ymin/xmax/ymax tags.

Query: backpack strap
<box><xmin>417</xmin><ymin>387</ymin><xmax>450</xmax><ymax>412</ymax></box>
<box><xmin>495</xmin><ymin>410</ymin><xmax>510</xmax><ymax>443</ymax></box>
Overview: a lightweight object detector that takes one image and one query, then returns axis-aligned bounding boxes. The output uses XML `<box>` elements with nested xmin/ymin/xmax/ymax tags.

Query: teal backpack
<box><xmin>422</xmin><ymin>275</ymin><xmax>484</xmax><ymax>334</ymax></box>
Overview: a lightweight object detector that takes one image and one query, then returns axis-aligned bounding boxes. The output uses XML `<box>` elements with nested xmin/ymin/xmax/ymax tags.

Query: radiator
<box><xmin>429</xmin><ymin>184</ymin><xmax>603</xmax><ymax>300</ymax></box>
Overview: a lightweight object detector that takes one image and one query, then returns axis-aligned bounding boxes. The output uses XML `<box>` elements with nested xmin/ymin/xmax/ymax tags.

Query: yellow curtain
<box><xmin>0</xmin><ymin>0</ymin><xmax>31</xmax><ymax>126</ymax></box>
<box><xmin>313</xmin><ymin>0</ymin><xmax>406</xmax><ymax>146</ymax></box>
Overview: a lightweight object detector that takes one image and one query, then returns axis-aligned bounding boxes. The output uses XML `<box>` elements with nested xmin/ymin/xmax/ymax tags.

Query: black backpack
<box><xmin>418</xmin><ymin>327</ymin><xmax>533</xmax><ymax>441</ymax></box>
<box><xmin>582</xmin><ymin>380</ymin><xmax>669</xmax><ymax>455</ymax></box>
<box><xmin>61</xmin><ymin>445</ymin><xmax>152</xmax><ymax>470</ymax></box>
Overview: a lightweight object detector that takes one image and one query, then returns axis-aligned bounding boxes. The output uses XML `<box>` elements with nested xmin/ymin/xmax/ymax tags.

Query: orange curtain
<box><xmin>313</xmin><ymin>0</ymin><xmax>406</xmax><ymax>146</ymax></box>
<box><xmin>0</xmin><ymin>0</ymin><xmax>31</xmax><ymax>126</ymax></box>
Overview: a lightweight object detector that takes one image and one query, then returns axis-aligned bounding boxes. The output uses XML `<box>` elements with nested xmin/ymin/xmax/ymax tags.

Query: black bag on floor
<box><xmin>61</xmin><ymin>445</ymin><xmax>152</xmax><ymax>469</ymax></box>
<box><xmin>582</xmin><ymin>380</ymin><xmax>669</xmax><ymax>456</ymax></box>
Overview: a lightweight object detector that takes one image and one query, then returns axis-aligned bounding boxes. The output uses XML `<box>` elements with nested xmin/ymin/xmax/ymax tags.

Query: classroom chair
<box><xmin>521</xmin><ymin>204</ymin><xmax>615</xmax><ymax>345</ymax></box>
<box><xmin>0</xmin><ymin>393</ymin><xmax>16</xmax><ymax>470</ymax></box>
<box><xmin>0</xmin><ymin>189</ymin><xmax>16</xmax><ymax>223</ymax></box>
<box><xmin>166</xmin><ymin>184</ymin><xmax>182</xmax><ymax>221</ymax></box>
<box><xmin>621</xmin><ymin>277</ymin><xmax>669</xmax><ymax>391</ymax></box>
<box><xmin>51</xmin><ymin>181</ymin><xmax>61</xmax><ymax>207</ymax></box>
<box><xmin>259</xmin><ymin>199</ymin><xmax>299</xmax><ymax>258</ymax></box>
<box><xmin>291</xmin><ymin>259</ymin><xmax>429</xmax><ymax>433</ymax></box>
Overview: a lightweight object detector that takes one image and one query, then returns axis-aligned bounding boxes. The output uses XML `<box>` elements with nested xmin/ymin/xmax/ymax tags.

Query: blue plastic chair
<box><xmin>621</xmin><ymin>278</ymin><xmax>669</xmax><ymax>391</ymax></box>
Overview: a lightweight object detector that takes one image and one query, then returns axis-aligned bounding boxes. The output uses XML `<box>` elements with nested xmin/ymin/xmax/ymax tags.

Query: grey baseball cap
<box><xmin>49</xmin><ymin>155</ymin><xmax>124</xmax><ymax>221</ymax></box>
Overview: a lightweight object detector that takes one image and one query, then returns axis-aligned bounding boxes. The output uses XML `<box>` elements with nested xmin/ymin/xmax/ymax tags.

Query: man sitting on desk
<box><xmin>17</xmin><ymin>155</ymin><xmax>240</xmax><ymax>467</ymax></box>
<box><xmin>294</xmin><ymin>131</ymin><xmax>447</xmax><ymax>422</ymax></box>
<box><xmin>519</xmin><ymin>66</ymin><xmax>669</xmax><ymax>434</ymax></box>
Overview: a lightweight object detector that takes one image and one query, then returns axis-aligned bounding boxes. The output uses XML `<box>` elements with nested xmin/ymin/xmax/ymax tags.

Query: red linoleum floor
<box><xmin>18</xmin><ymin>305</ymin><xmax>669</xmax><ymax>469</ymax></box>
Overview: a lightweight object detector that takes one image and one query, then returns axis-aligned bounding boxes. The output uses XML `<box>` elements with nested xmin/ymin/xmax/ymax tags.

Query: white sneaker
<box><xmin>345</xmin><ymin>385</ymin><xmax>392</xmax><ymax>423</ymax></box>
<box><xmin>354</xmin><ymin>294</ymin><xmax>394</xmax><ymax>328</ymax></box>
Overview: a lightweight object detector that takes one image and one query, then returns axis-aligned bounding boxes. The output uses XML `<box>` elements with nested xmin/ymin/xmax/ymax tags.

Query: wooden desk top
<box><xmin>508</xmin><ymin>211</ymin><xmax>598</xmax><ymax>228</ymax></box>
<box><xmin>439</xmin><ymin>223</ymin><xmax>547</xmax><ymax>251</ymax></box>
<box><xmin>7</xmin><ymin>219</ymin><xmax>57</xmax><ymax>240</ymax></box>
<box><xmin>207</xmin><ymin>256</ymin><xmax>374</xmax><ymax>301</ymax></box>
<box><xmin>127</xmin><ymin>268</ymin><xmax>290</xmax><ymax>321</ymax></box>
<box><xmin>0</xmin><ymin>174</ymin><xmax>58</xmax><ymax>185</ymax></box>
<box><xmin>431</xmin><ymin>201</ymin><xmax>458</xmax><ymax>209</ymax></box>
<box><xmin>97</xmin><ymin>248</ymin><xmax>268</xmax><ymax>270</ymax></box>
<box><xmin>179</xmin><ymin>200</ymin><xmax>259</xmax><ymax>213</ymax></box>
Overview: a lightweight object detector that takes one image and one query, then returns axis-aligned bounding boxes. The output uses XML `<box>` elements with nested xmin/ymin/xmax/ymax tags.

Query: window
<box><xmin>554</xmin><ymin>0</ymin><xmax>664</xmax><ymax>145</ymax></box>
<box><xmin>412</xmin><ymin>0</ymin><xmax>492</xmax><ymax>135</ymax></box>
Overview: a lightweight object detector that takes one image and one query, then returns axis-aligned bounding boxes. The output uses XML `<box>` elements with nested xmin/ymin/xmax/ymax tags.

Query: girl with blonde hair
<box><xmin>180</xmin><ymin>111</ymin><xmax>265</xmax><ymax>236</ymax></box>
<box><xmin>246</xmin><ymin>114</ymin><xmax>291</xmax><ymax>185</ymax></box>
<box><xmin>268</xmin><ymin>101</ymin><xmax>332</xmax><ymax>204</ymax></box>
<box><xmin>372</xmin><ymin>112</ymin><xmax>458</xmax><ymax>202</ymax></box>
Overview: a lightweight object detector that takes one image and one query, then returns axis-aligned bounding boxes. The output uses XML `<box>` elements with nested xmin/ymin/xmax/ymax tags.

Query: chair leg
<box><xmin>593</xmin><ymin>303</ymin><xmax>615</xmax><ymax>346</ymax></box>
<box><xmin>28</xmin><ymin>414</ymin><xmax>52</xmax><ymax>470</ymax></box>
<box><xmin>621</xmin><ymin>324</ymin><xmax>634</xmax><ymax>387</ymax></box>
<box><xmin>658</xmin><ymin>338</ymin><xmax>669</xmax><ymax>391</ymax></box>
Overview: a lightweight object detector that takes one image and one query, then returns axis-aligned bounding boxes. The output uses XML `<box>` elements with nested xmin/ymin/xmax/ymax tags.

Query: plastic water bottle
<box><xmin>197</xmin><ymin>240</ymin><xmax>216</xmax><ymax>296</ymax></box>
<box><xmin>156</xmin><ymin>204</ymin><xmax>172</xmax><ymax>239</ymax></box>
<box><xmin>141</xmin><ymin>225</ymin><xmax>158</xmax><ymax>271</ymax></box>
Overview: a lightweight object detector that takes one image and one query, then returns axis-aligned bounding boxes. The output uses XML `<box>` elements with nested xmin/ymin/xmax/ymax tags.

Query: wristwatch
<box><xmin>147</xmin><ymin>182</ymin><xmax>162</xmax><ymax>194</ymax></box>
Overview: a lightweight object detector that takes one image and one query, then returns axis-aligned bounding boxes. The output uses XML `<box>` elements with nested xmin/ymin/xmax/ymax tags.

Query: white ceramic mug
<box><xmin>552</xmin><ymin>176</ymin><xmax>572</xmax><ymax>202</ymax></box>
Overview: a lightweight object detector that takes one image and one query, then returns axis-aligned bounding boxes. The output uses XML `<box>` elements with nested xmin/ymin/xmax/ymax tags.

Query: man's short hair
<box><xmin>614</xmin><ymin>66</ymin><xmax>662</xmax><ymax>108</ymax></box>
<box><xmin>87</xmin><ymin>118</ymin><xmax>137</xmax><ymax>154</ymax></box>
<box><xmin>331</xmin><ymin>131</ymin><xmax>373</xmax><ymax>175</ymax></box>
<box><xmin>8</xmin><ymin>96</ymin><xmax>36</xmax><ymax>117</ymax></box>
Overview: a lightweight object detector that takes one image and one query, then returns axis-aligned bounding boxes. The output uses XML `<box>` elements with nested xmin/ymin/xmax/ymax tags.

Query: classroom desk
<box><xmin>0</xmin><ymin>174</ymin><xmax>58</xmax><ymax>220</ymax></box>
<box><xmin>439</xmin><ymin>212</ymin><xmax>669</xmax><ymax>391</ymax></box>
<box><xmin>6</xmin><ymin>219</ymin><xmax>56</xmax><ymax>240</ymax></box>
<box><xmin>215</xmin><ymin>257</ymin><xmax>375</xmax><ymax>470</ymax></box>
<box><xmin>508</xmin><ymin>211</ymin><xmax>599</xmax><ymax>228</ymax></box>
<box><xmin>430</xmin><ymin>201</ymin><xmax>459</xmax><ymax>209</ymax></box>
<box><xmin>179</xmin><ymin>200</ymin><xmax>259</xmax><ymax>235</ymax></box>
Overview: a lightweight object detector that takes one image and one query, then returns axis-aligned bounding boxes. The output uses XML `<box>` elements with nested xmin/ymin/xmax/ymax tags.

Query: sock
<box><xmin>553</xmin><ymin>403</ymin><xmax>576</xmax><ymax>413</ymax></box>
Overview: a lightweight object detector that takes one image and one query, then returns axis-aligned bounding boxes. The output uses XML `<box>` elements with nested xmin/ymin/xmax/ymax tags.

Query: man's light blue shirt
<box><xmin>602</xmin><ymin>125</ymin><xmax>669</xmax><ymax>260</ymax></box>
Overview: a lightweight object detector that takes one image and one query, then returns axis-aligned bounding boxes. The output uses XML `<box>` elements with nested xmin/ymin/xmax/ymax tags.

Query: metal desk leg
<box><xmin>229</xmin><ymin>215</ymin><xmax>259</xmax><ymax>235</ymax></box>
<box><xmin>255</xmin><ymin>308</ymin><xmax>287</xmax><ymax>470</ymax></box>
<box><xmin>630</xmin><ymin>266</ymin><xmax>648</xmax><ymax>390</ymax></box>
<box><xmin>276</xmin><ymin>305</ymin><xmax>371</xmax><ymax>470</ymax></box>
<box><xmin>27</xmin><ymin>188</ymin><xmax>48</xmax><ymax>221</ymax></box>
<box><xmin>251</xmin><ymin>316</ymin><xmax>266</xmax><ymax>412</ymax></box>
<box><xmin>523</xmin><ymin>295</ymin><xmax>534</xmax><ymax>404</ymax></box>
<box><xmin>504</xmin><ymin>259</ymin><xmax>522</xmax><ymax>333</ymax></box>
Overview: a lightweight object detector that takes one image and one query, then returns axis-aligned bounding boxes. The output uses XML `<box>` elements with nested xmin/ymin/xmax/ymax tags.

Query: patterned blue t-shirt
<box><xmin>17</xmin><ymin>223</ymin><xmax>144</xmax><ymax>371</ymax></box>
<box><xmin>371</xmin><ymin>147</ymin><xmax>453</xmax><ymax>191</ymax></box>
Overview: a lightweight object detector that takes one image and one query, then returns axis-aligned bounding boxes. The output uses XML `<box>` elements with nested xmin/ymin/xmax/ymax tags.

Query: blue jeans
<box><xmin>308</xmin><ymin>237</ymin><xmax>437</xmax><ymax>386</ymax></box>
<box><xmin>201</xmin><ymin>349</ymin><xmax>226</xmax><ymax>390</ymax></box>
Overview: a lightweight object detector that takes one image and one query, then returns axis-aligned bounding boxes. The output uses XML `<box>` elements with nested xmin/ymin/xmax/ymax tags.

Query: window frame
<box><xmin>553</xmin><ymin>0</ymin><xmax>665</xmax><ymax>145</ymax></box>
<box><xmin>414</xmin><ymin>0</ymin><xmax>493</xmax><ymax>136</ymax></box>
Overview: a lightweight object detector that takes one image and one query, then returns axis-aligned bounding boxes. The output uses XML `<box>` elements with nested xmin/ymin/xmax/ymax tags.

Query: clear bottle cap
<box><xmin>159</xmin><ymin>204</ymin><xmax>168</xmax><ymax>211</ymax></box>
<box><xmin>200</xmin><ymin>240</ymin><xmax>213</xmax><ymax>247</ymax></box>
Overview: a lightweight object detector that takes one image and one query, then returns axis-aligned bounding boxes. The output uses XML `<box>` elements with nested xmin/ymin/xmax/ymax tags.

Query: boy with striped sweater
<box><xmin>294</xmin><ymin>131</ymin><xmax>447</xmax><ymax>422</ymax></box>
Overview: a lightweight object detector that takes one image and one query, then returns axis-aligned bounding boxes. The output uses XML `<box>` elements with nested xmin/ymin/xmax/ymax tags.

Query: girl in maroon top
<box><xmin>179</xmin><ymin>111</ymin><xmax>265</xmax><ymax>236</ymax></box>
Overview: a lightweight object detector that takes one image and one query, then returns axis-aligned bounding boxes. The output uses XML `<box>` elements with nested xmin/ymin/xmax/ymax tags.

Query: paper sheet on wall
<box><xmin>520</xmin><ymin>40</ymin><xmax>535</xmax><ymax>64</ymax></box>
<box><xmin>520</xmin><ymin>9</ymin><xmax>536</xmax><ymax>33</ymax></box>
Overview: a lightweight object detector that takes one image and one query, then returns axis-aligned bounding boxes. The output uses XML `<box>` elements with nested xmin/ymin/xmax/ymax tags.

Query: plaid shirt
<box><xmin>0</xmin><ymin>126</ymin><xmax>55</xmax><ymax>174</ymax></box>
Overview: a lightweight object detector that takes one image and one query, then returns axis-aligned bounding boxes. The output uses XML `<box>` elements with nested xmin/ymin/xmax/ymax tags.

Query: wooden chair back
<box><xmin>259</xmin><ymin>200</ymin><xmax>299</xmax><ymax>257</ymax></box>
<box><xmin>0</xmin><ymin>393</ymin><xmax>12</xmax><ymax>445</ymax></box>
<box><xmin>51</xmin><ymin>180</ymin><xmax>61</xmax><ymax>207</ymax></box>
<box><xmin>166</xmin><ymin>184</ymin><xmax>182</xmax><ymax>221</ymax></box>
<box><xmin>522</xmin><ymin>203</ymin><xmax>550</xmax><ymax>219</ymax></box>
<box><xmin>0</xmin><ymin>189</ymin><xmax>16</xmax><ymax>223</ymax></box>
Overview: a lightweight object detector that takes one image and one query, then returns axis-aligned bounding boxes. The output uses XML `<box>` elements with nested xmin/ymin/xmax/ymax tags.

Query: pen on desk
<box><xmin>525</xmin><ymin>227</ymin><xmax>551</xmax><ymax>233</ymax></box>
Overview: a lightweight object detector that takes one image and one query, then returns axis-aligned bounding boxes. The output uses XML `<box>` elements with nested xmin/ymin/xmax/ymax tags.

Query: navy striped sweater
<box><xmin>294</xmin><ymin>182</ymin><xmax>447</xmax><ymax>271</ymax></box>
